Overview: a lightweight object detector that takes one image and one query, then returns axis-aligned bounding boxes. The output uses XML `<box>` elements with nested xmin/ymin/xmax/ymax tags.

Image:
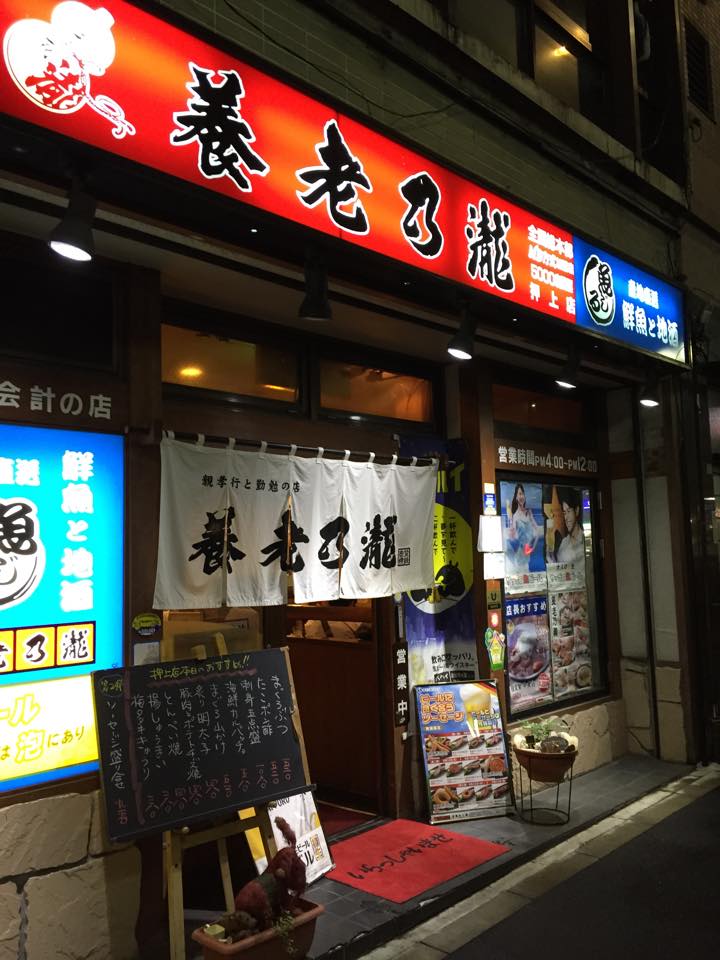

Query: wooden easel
<box><xmin>163</xmin><ymin>804</ymin><xmax>279</xmax><ymax>960</ymax></box>
<box><xmin>160</xmin><ymin>632</ymin><xmax>311</xmax><ymax>960</ymax></box>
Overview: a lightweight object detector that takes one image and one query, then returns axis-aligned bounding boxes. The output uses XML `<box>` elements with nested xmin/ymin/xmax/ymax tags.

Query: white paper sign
<box><xmin>483</xmin><ymin>552</ymin><xmax>506</xmax><ymax>580</ymax></box>
<box><xmin>477</xmin><ymin>515</ymin><xmax>502</xmax><ymax>553</ymax></box>
<box><xmin>266</xmin><ymin>790</ymin><xmax>333</xmax><ymax>884</ymax></box>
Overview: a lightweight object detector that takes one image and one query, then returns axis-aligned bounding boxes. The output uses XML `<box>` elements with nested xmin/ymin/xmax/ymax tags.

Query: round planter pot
<box><xmin>513</xmin><ymin>746</ymin><xmax>577</xmax><ymax>784</ymax></box>
<box><xmin>192</xmin><ymin>900</ymin><xmax>324</xmax><ymax>960</ymax></box>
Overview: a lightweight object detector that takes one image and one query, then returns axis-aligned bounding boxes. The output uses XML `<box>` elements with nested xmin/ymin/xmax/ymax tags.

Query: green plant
<box><xmin>273</xmin><ymin>911</ymin><xmax>298</xmax><ymax>957</ymax></box>
<box><xmin>520</xmin><ymin>715</ymin><xmax>568</xmax><ymax>744</ymax></box>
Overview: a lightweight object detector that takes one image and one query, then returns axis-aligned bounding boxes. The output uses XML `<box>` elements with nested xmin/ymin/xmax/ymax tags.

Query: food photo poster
<box><xmin>416</xmin><ymin>681</ymin><xmax>511</xmax><ymax>823</ymax></box>
<box><xmin>505</xmin><ymin>594</ymin><xmax>553</xmax><ymax>712</ymax></box>
<box><xmin>548</xmin><ymin>589</ymin><xmax>594</xmax><ymax>698</ymax></box>
<box><xmin>500</xmin><ymin>481</ymin><xmax>547</xmax><ymax>595</ymax></box>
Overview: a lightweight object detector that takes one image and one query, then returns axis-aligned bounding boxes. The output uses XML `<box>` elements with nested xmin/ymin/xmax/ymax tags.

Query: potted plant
<box><xmin>191</xmin><ymin>900</ymin><xmax>324</xmax><ymax>959</ymax></box>
<box><xmin>512</xmin><ymin>716</ymin><xmax>578</xmax><ymax>784</ymax></box>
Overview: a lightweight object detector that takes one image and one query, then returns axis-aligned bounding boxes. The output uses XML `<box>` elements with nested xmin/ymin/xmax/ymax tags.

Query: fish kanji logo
<box><xmin>0</xmin><ymin>499</ymin><xmax>46</xmax><ymax>610</ymax></box>
<box><xmin>3</xmin><ymin>1</ymin><xmax>135</xmax><ymax>138</ymax></box>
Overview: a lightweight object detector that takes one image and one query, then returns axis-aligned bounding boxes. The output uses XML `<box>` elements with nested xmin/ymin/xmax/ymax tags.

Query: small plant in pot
<box><xmin>192</xmin><ymin>818</ymin><xmax>323</xmax><ymax>959</ymax></box>
<box><xmin>512</xmin><ymin>716</ymin><xmax>579</xmax><ymax>784</ymax></box>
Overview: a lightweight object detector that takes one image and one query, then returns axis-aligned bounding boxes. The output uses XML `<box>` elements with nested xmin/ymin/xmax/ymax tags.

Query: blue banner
<box><xmin>573</xmin><ymin>237</ymin><xmax>685</xmax><ymax>362</ymax></box>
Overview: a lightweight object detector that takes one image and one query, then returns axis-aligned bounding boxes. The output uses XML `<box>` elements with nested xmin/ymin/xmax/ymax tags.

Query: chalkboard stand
<box><xmin>163</xmin><ymin>804</ymin><xmax>279</xmax><ymax>960</ymax></box>
<box><xmin>157</xmin><ymin>644</ymin><xmax>311</xmax><ymax>960</ymax></box>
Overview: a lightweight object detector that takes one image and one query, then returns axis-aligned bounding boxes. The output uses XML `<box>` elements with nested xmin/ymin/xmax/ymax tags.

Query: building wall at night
<box><xmin>0</xmin><ymin>2</ymin><xmax>716</xmax><ymax>958</ymax></box>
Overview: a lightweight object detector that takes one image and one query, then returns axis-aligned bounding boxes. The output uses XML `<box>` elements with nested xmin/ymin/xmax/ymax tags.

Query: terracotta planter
<box><xmin>513</xmin><ymin>746</ymin><xmax>577</xmax><ymax>784</ymax></box>
<box><xmin>191</xmin><ymin>900</ymin><xmax>324</xmax><ymax>960</ymax></box>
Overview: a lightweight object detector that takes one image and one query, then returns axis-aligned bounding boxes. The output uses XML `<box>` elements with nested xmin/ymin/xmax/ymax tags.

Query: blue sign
<box><xmin>483</xmin><ymin>492</ymin><xmax>497</xmax><ymax>516</ymax></box>
<box><xmin>0</xmin><ymin>424</ymin><xmax>124</xmax><ymax>686</ymax></box>
<box><xmin>572</xmin><ymin>237</ymin><xmax>685</xmax><ymax>362</ymax></box>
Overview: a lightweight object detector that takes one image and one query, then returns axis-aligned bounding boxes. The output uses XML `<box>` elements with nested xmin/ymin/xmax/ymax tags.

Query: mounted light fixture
<box><xmin>639</xmin><ymin>379</ymin><xmax>660</xmax><ymax>408</ymax></box>
<box><xmin>298</xmin><ymin>250</ymin><xmax>332</xmax><ymax>322</ymax></box>
<box><xmin>48</xmin><ymin>179</ymin><xmax>96</xmax><ymax>262</ymax></box>
<box><xmin>447</xmin><ymin>303</ymin><xmax>476</xmax><ymax>360</ymax></box>
<box><xmin>555</xmin><ymin>349</ymin><xmax>579</xmax><ymax>390</ymax></box>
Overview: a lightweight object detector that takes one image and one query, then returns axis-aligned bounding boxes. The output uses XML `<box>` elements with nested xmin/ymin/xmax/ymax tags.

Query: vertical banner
<box><xmin>505</xmin><ymin>594</ymin><xmax>553</xmax><ymax>713</ymax></box>
<box><xmin>416</xmin><ymin>681</ymin><xmax>511</xmax><ymax>824</ymax></box>
<box><xmin>401</xmin><ymin>439</ymin><xmax>479</xmax><ymax>686</ymax></box>
<box><xmin>543</xmin><ymin>483</ymin><xmax>586</xmax><ymax>590</ymax></box>
<box><xmin>499</xmin><ymin>481</ymin><xmax>546</xmax><ymax>595</ymax></box>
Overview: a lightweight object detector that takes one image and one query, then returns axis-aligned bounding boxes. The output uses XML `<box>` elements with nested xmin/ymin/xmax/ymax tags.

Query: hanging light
<box><xmin>555</xmin><ymin>349</ymin><xmax>579</xmax><ymax>390</ymax></box>
<box><xmin>639</xmin><ymin>380</ymin><xmax>660</xmax><ymax>408</ymax></box>
<box><xmin>48</xmin><ymin>180</ymin><xmax>96</xmax><ymax>262</ymax></box>
<box><xmin>298</xmin><ymin>251</ymin><xmax>332</xmax><ymax>322</ymax></box>
<box><xmin>447</xmin><ymin>303</ymin><xmax>476</xmax><ymax>360</ymax></box>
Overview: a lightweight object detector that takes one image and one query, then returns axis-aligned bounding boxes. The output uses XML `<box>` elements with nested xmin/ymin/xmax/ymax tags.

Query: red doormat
<box><xmin>326</xmin><ymin>819</ymin><xmax>510</xmax><ymax>903</ymax></box>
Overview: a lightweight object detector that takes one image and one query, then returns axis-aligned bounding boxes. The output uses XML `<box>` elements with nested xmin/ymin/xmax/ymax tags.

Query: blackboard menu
<box><xmin>93</xmin><ymin>648</ymin><xmax>308</xmax><ymax>841</ymax></box>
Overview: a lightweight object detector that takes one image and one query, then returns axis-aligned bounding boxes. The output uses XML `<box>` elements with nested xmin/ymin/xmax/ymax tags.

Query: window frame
<box><xmin>161</xmin><ymin>299</ymin><xmax>442</xmax><ymax>429</ymax></box>
<box><xmin>685</xmin><ymin>18</ymin><xmax>714</xmax><ymax>120</ymax></box>
<box><xmin>498</xmin><ymin>470</ymin><xmax>610</xmax><ymax>721</ymax></box>
<box><xmin>311</xmin><ymin>344</ymin><xmax>441</xmax><ymax>433</ymax></box>
<box><xmin>161</xmin><ymin>302</ymin><xmax>308</xmax><ymax>416</ymax></box>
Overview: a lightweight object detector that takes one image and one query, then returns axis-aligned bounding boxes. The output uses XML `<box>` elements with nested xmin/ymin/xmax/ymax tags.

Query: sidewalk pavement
<box><xmin>307</xmin><ymin>755</ymin><xmax>696</xmax><ymax>959</ymax></box>
<box><xmin>357</xmin><ymin>762</ymin><xmax>720</xmax><ymax>960</ymax></box>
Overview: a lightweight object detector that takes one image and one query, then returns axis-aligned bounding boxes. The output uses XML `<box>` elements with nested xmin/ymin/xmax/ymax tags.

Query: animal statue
<box><xmin>230</xmin><ymin>816</ymin><xmax>307</xmax><ymax>932</ymax></box>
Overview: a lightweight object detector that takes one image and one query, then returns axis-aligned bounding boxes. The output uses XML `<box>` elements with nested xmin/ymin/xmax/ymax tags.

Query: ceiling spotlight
<box><xmin>555</xmin><ymin>349</ymin><xmax>579</xmax><ymax>390</ymax></box>
<box><xmin>48</xmin><ymin>180</ymin><xmax>96</xmax><ymax>262</ymax></box>
<box><xmin>298</xmin><ymin>250</ymin><xmax>332</xmax><ymax>322</ymax></box>
<box><xmin>639</xmin><ymin>380</ymin><xmax>660</xmax><ymax>408</ymax></box>
<box><xmin>447</xmin><ymin>303</ymin><xmax>476</xmax><ymax>360</ymax></box>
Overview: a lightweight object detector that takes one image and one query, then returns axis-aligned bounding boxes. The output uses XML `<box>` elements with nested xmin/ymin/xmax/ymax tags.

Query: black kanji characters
<box><xmin>360</xmin><ymin>514</ymin><xmax>397</xmax><ymax>570</ymax></box>
<box><xmin>25</xmin><ymin>633</ymin><xmax>47</xmax><ymax>664</ymax></box>
<box><xmin>0</xmin><ymin>501</ymin><xmax>38</xmax><ymax>556</ymax></box>
<box><xmin>318</xmin><ymin>516</ymin><xmax>350</xmax><ymax>569</ymax></box>
<box><xmin>296</xmin><ymin>120</ymin><xmax>372</xmax><ymax>233</ymax></box>
<box><xmin>466</xmin><ymin>198</ymin><xmax>515</xmax><ymax>291</ymax></box>
<box><xmin>260</xmin><ymin>510</ymin><xmax>309</xmax><ymax>572</ymax></box>
<box><xmin>188</xmin><ymin>507</ymin><xmax>245</xmax><ymax>575</ymax></box>
<box><xmin>172</xmin><ymin>63</ymin><xmax>269</xmax><ymax>192</ymax></box>
<box><xmin>399</xmin><ymin>172</ymin><xmax>444</xmax><ymax>258</ymax></box>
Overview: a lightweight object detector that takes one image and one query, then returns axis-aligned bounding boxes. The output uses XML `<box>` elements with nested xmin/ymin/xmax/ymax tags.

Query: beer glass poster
<box><xmin>505</xmin><ymin>595</ymin><xmax>553</xmax><ymax>712</ymax></box>
<box><xmin>416</xmin><ymin>681</ymin><xmax>511</xmax><ymax>823</ymax></box>
<box><xmin>500</xmin><ymin>481</ymin><xmax>546</xmax><ymax>595</ymax></box>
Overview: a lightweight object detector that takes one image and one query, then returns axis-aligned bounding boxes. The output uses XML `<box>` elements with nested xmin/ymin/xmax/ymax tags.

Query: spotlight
<box><xmin>48</xmin><ymin>180</ymin><xmax>96</xmax><ymax>262</ymax></box>
<box><xmin>639</xmin><ymin>380</ymin><xmax>660</xmax><ymax>408</ymax></box>
<box><xmin>447</xmin><ymin>304</ymin><xmax>476</xmax><ymax>360</ymax></box>
<box><xmin>555</xmin><ymin>349</ymin><xmax>579</xmax><ymax>390</ymax></box>
<box><xmin>298</xmin><ymin>251</ymin><xmax>332</xmax><ymax>322</ymax></box>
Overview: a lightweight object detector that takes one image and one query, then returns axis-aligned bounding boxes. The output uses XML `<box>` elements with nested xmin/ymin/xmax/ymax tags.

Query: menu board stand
<box><xmin>93</xmin><ymin>640</ymin><xmax>311</xmax><ymax>960</ymax></box>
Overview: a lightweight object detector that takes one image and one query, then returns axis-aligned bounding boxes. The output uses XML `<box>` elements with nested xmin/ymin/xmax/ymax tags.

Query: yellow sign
<box><xmin>15</xmin><ymin>627</ymin><xmax>57</xmax><ymax>671</ymax></box>
<box><xmin>0</xmin><ymin>675</ymin><xmax>98</xmax><ymax>783</ymax></box>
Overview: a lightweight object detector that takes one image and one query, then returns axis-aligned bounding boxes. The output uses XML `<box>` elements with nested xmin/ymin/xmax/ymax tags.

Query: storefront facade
<box><xmin>0</xmin><ymin>0</ymin><xmax>704</xmax><ymax>957</ymax></box>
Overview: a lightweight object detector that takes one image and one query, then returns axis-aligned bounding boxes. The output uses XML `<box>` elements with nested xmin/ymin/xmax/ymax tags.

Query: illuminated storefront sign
<box><xmin>0</xmin><ymin>0</ymin><xmax>684</xmax><ymax>361</ymax></box>
<box><xmin>573</xmin><ymin>237</ymin><xmax>684</xmax><ymax>362</ymax></box>
<box><xmin>0</xmin><ymin>424</ymin><xmax>123</xmax><ymax>791</ymax></box>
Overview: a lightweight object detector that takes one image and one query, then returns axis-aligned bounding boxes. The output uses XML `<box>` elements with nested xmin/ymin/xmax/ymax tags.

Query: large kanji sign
<box><xmin>0</xmin><ymin>0</ymin><xmax>685</xmax><ymax>361</ymax></box>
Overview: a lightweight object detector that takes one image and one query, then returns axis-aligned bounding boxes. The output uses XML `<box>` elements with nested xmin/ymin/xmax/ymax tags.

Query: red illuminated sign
<box><xmin>0</xmin><ymin>0</ymin><xmax>576</xmax><ymax>319</ymax></box>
